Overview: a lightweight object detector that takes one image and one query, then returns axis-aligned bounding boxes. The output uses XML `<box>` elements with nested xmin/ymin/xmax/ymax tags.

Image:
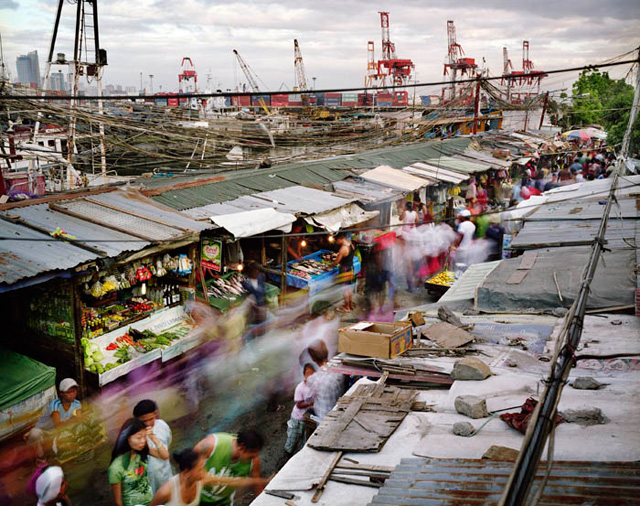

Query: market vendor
<box><xmin>331</xmin><ymin>233</ymin><xmax>355</xmax><ymax>313</ymax></box>
<box><xmin>287</xmin><ymin>224</ymin><xmax>305</xmax><ymax>260</ymax></box>
<box><xmin>26</xmin><ymin>378</ymin><xmax>82</xmax><ymax>463</ymax></box>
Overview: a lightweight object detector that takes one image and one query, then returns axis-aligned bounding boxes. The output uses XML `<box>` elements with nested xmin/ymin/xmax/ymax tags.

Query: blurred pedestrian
<box><xmin>108</xmin><ymin>418</ymin><xmax>169</xmax><ymax>506</ymax></box>
<box><xmin>134</xmin><ymin>399</ymin><xmax>172</xmax><ymax>494</ymax></box>
<box><xmin>284</xmin><ymin>364</ymin><xmax>315</xmax><ymax>458</ymax></box>
<box><xmin>194</xmin><ymin>430</ymin><xmax>268</xmax><ymax>506</ymax></box>
<box><xmin>307</xmin><ymin>340</ymin><xmax>345</xmax><ymax>421</ymax></box>
<box><xmin>27</xmin><ymin>465</ymin><xmax>71</xmax><ymax>506</ymax></box>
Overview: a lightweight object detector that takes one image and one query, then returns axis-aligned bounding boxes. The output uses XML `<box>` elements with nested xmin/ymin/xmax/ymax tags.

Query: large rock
<box><xmin>452</xmin><ymin>421</ymin><xmax>475</xmax><ymax>437</ymax></box>
<box><xmin>571</xmin><ymin>377</ymin><xmax>602</xmax><ymax>390</ymax></box>
<box><xmin>482</xmin><ymin>445</ymin><xmax>519</xmax><ymax>462</ymax></box>
<box><xmin>455</xmin><ymin>395</ymin><xmax>489</xmax><ymax>419</ymax></box>
<box><xmin>451</xmin><ymin>357</ymin><xmax>492</xmax><ymax>380</ymax></box>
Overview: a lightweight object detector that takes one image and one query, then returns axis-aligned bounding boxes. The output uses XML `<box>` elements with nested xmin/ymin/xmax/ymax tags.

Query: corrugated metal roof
<box><xmin>0</xmin><ymin>219</ymin><xmax>98</xmax><ymax>286</ymax></box>
<box><xmin>424</xmin><ymin>155</ymin><xmax>488</xmax><ymax>174</ymax></box>
<box><xmin>247</xmin><ymin>186</ymin><xmax>355</xmax><ymax>215</ymax></box>
<box><xmin>526</xmin><ymin>198</ymin><xmax>638</xmax><ymax>221</ymax></box>
<box><xmin>0</xmin><ymin>204</ymin><xmax>147</xmax><ymax>257</ymax></box>
<box><xmin>368</xmin><ymin>457</ymin><xmax>640</xmax><ymax>506</ymax></box>
<box><xmin>404</xmin><ymin>162</ymin><xmax>469</xmax><ymax>184</ymax></box>
<box><xmin>332</xmin><ymin>179</ymin><xmax>403</xmax><ymax>203</ymax></box>
<box><xmin>361</xmin><ymin>165</ymin><xmax>430</xmax><ymax>191</ymax></box>
<box><xmin>439</xmin><ymin>260</ymin><xmax>501</xmax><ymax>303</ymax></box>
<box><xmin>184</xmin><ymin>186</ymin><xmax>355</xmax><ymax>220</ymax></box>
<box><xmin>53</xmin><ymin>199</ymin><xmax>193</xmax><ymax>242</ymax></box>
<box><xmin>510</xmin><ymin>218</ymin><xmax>636</xmax><ymax>249</ymax></box>
<box><xmin>89</xmin><ymin>190</ymin><xmax>211</xmax><ymax>232</ymax></box>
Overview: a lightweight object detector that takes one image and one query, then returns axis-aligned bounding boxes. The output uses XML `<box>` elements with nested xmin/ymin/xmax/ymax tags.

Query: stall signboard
<box><xmin>201</xmin><ymin>239</ymin><xmax>222</xmax><ymax>272</ymax></box>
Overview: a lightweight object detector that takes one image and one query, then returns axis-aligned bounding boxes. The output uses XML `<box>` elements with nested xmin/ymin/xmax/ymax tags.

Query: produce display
<box><xmin>81</xmin><ymin>297</ymin><xmax>159</xmax><ymax>339</ymax></box>
<box><xmin>426</xmin><ymin>270</ymin><xmax>456</xmax><ymax>287</ymax></box>
<box><xmin>83</xmin><ymin>324</ymin><xmax>191</xmax><ymax>375</ymax></box>
<box><xmin>206</xmin><ymin>272</ymin><xmax>248</xmax><ymax>300</ymax></box>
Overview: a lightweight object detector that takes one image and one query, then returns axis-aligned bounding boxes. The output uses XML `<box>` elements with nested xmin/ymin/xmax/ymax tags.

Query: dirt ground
<box><xmin>0</xmin><ymin>283</ymin><xmax>436</xmax><ymax>506</ymax></box>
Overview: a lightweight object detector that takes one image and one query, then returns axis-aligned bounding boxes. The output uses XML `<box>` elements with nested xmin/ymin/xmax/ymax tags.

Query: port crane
<box><xmin>442</xmin><ymin>20</ymin><xmax>477</xmax><ymax>103</ymax></box>
<box><xmin>293</xmin><ymin>39</ymin><xmax>309</xmax><ymax>105</ymax></box>
<box><xmin>233</xmin><ymin>49</ymin><xmax>270</xmax><ymax>114</ymax></box>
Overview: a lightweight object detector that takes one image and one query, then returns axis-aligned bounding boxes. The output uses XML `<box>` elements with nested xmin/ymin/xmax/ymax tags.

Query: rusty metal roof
<box><xmin>368</xmin><ymin>458</ymin><xmax>640</xmax><ymax>506</ymax></box>
<box><xmin>0</xmin><ymin>219</ymin><xmax>99</xmax><ymax>287</ymax></box>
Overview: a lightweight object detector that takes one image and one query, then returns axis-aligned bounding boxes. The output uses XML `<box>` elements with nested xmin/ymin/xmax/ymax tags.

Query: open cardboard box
<box><xmin>338</xmin><ymin>321</ymin><xmax>412</xmax><ymax>359</ymax></box>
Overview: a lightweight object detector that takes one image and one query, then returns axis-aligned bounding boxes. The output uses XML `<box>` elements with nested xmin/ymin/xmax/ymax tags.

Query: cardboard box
<box><xmin>338</xmin><ymin>321</ymin><xmax>412</xmax><ymax>359</ymax></box>
<box><xmin>408</xmin><ymin>312</ymin><xmax>425</xmax><ymax>327</ymax></box>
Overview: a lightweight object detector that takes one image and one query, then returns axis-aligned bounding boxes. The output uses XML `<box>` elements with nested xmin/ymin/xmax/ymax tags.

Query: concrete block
<box><xmin>454</xmin><ymin>395</ymin><xmax>489</xmax><ymax>419</ymax></box>
<box><xmin>451</xmin><ymin>357</ymin><xmax>492</xmax><ymax>381</ymax></box>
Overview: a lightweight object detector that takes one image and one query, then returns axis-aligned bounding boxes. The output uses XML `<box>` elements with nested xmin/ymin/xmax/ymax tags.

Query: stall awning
<box><xmin>361</xmin><ymin>165</ymin><xmax>429</xmax><ymax>192</ymax></box>
<box><xmin>210</xmin><ymin>208</ymin><xmax>296</xmax><ymax>238</ymax></box>
<box><xmin>402</xmin><ymin>162</ymin><xmax>469</xmax><ymax>185</ymax></box>
<box><xmin>305</xmin><ymin>203</ymin><xmax>379</xmax><ymax>233</ymax></box>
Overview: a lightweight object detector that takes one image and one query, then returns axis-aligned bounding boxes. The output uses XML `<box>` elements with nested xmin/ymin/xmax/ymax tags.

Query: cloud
<box><xmin>2</xmin><ymin>0</ymin><xmax>638</xmax><ymax>91</ymax></box>
<box><xmin>0</xmin><ymin>0</ymin><xmax>19</xmax><ymax>9</ymax></box>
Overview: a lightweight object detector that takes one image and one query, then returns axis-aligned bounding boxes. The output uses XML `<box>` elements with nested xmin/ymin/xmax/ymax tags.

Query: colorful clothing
<box><xmin>108</xmin><ymin>453</ymin><xmax>153</xmax><ymax>506</ymax></box>
<box><xmin>147</xmin><ymin>419</ymin><xmax>172</xmax><ymax>493</ymax></box>
<box><xmin>291</xmin><ymin>381</ymin><xmax>313</xmax><ymax>421</ymax></box>
<box><xmin>201</xmin><ymin>433</ymin><xmax>252</xmax><ymax>506</ymax></box>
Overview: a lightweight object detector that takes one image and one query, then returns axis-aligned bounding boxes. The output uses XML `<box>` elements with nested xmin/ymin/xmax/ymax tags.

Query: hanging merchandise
<box><xmin>177</xmin><ymin>254</ymin><xmax>192</xmax><ymax>276</ymax></box>
<box><xmin>202</xmin><ymin>239</ymin><xmax>223</xmax><ymax>272</ymax></box>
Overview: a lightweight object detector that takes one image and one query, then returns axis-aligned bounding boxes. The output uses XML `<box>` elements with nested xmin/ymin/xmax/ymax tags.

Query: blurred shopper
<box><xmin>194</xmin><ymin>430</ymin><xmax>268</xmax><ymax>506</ymax></box>
<box><xmin>108</xmin><ymin>418</ymin><xmax>168</xmax><ymax>506</ymax></box>
<box><xmin>134</xmin><ymin>399</ymin><xmax>172</xmax><ymax>494</ymax></box>
<box><xmin>27</xmin><ymin>465</ymin><xmax>71</xmax><ymax>506</ymax></box>
<box><xmin>307</xmin><ymin>340</ymin><xmax>346</xmax><ymax>421</ymax></box>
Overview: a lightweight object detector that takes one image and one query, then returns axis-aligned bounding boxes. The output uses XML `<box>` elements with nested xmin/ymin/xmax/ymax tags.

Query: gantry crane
<box><xmin>376</xmin><ymin>12</ymin><xmax>413</xmax><ymax>87</ymax></box>
<box><xmin>233</xmin><ymin>49</ymin><xmax>270</xmax><ymax>114</ymax></box>
<box><xmin>293</xmin><ymin>39</ymin><xmax>310</xmax><ymax>106</ymax></box>
<box><xmin>442</xmin><ymin>20</ymin><xmax>477</xmax><ymax>103</ymax></box>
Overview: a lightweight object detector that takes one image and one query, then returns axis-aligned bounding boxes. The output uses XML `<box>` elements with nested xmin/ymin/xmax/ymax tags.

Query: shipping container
<box><xmin>251</xmin><ymin>95</ymin><xmax>271</xmax><ymax>107</ymax></box>
<box><xmin>167</xmin><ymin>94</ymin><xmax>179</xmax><ymax>107</ymax></box>
<box><xmin>377</xmin><ymin>102</ymin><xmax>392</xmax><ymax>106</ymax></box>
<box><xmin>429</xmin><ymin>95</ymin><xmax>441</xmax><ymax>106</ymax></box>
<box><xmin>393</xmin><ymin>91</ymin><xmax>409</xmax><ymax>106</ymax></box>
<box><xmin>232</xmin><ymin>95</ymin><xmax>251</xmax><ymax>107</ymax></box>
<box><xmin>325</xmin><ymin>99</ymin><xmax>341</xmax><ymax>107</ymax></box>
<box><xmin>314</xmin><ymin>93</ymin><xmax>325</xmax><ymax>106</ymax></box>
<box><xmin>358</xmin><ymin>93</ymin><xmax>374</xmax><ymax>106</ymax></box>
<box><xmin>342</xmin><ymin>92</ymin><xmax>358</xmax><ymax>102</ymax></box>
<box><xmin>155</xmin><ymin>98</ymin><xmax>168</xmax><ymax>107</ymax></box>
<box><xmin>420</xmin><ymin>96</ymin><xmax>431</xmax><ymax>106</ymax></box>
<box><xmin>325</xmin><ymin>92</ymin><xmax>341</xmax><ymax>99</ymax></box>
<box><xmin>224</xmin><ymin>97</ymin><xmax>232</xmax><ymax>107</ymax></box>
<box><xmin>376</xmin><ymin>92</ymin><xmax>393</xmax><ymax>105</ymax></box>
<box><xmin>271</xmin><ymin>94</ymin><xmax>289</xmax><ymax>107</ymax></box>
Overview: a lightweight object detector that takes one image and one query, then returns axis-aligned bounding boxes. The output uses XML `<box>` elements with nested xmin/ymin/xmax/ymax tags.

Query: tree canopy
<box><xmin>562</xmin><ymin>69</ymin><xmax>638</xmax><ymax>156</ymax></box>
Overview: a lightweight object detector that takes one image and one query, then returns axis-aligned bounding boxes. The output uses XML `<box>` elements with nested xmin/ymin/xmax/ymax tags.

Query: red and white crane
<box><xmin>441</xmin><ymin>20</ymin><xmax>477</xmax><ymax>103</ymax></box>
<box><xmin>375</xmin><ymin>11</ymin><xmax>414</xmax><ymax>87</ymax></box>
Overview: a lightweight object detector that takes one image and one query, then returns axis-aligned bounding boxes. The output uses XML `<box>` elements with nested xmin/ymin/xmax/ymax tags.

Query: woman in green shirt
<box><xmin>108</xmin><ymin>418</ymin><xmax>169</xmax><ymax>506</ymax></box>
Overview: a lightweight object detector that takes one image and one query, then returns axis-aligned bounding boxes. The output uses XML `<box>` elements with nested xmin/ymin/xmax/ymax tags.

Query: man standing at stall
<box><xmin>331</xmin><ymin>233</ymin><xmax>355</xmax><ymax>313</ymax></box>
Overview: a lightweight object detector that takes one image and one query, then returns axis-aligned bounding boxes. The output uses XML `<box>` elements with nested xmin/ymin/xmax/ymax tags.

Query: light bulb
<box><xmin>237</xmin><ymin>263</ymin><xmax>244</xmax><ymax>272</ymax></box>
<box><xmin>300</xmin><ymin>240</ymin><xmax>307</xmax><ymax>248</ymax></box>
<box><xmin>328</xmin><ymin>235</ymin><xmax>335</xmax><ymax>243</ymax></box>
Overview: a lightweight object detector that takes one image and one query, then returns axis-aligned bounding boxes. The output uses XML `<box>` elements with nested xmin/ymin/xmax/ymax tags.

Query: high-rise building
<box><xmin>15</xmin><ymin>50</ymin><xmax>41</xmax><ymax>87</ymax></box>
<box><xmin>49</xmin><ymin>71</ymin><xmax>66</xmax><ymax>91</ymax></box>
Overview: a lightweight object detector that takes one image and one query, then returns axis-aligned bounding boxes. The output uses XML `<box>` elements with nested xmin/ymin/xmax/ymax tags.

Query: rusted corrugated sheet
<box><xmin>368</xmin><ymin>458</ymin><xmax>640</xmax><ymax>506</ymax></box>
<box><xmin>0</xmin><ymin>220</ymin><xmax>98</xmax><ymax>286</ymax></box>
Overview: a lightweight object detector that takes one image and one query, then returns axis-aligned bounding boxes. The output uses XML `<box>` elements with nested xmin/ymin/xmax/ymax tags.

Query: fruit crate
<box><xmin>424</xmin><ymin>269</ymin><xmax>455</xmax><ymax>295</ymax></box>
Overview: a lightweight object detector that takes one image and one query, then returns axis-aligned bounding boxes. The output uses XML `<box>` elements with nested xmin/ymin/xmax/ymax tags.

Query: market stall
<box><xmin>0</xmin><ymin>349</ymin><xmax>56</xmax><ymax>441</ymax></box>
<box><xmin>76</xmin><ymin>247</ymin><xmax>199</xmax><ymax>386</ymax></box>
<box><xmin>268</xmin><ymin>249</ymin><xmax>361</xmax><ymax>312</ymax></box>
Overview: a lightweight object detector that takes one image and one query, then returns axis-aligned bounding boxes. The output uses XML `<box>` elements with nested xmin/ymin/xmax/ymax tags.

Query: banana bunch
<box><xmin>428</xmin><ymin>270</ymin><xmax>455</xmax><ymax>287</ymax></box>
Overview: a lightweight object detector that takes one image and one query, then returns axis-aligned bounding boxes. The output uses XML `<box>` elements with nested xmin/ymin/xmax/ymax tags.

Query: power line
<box><xmin>1</xmin><ymin>57</ymin><xmax>637</xmax><ymax>102</ymax></box>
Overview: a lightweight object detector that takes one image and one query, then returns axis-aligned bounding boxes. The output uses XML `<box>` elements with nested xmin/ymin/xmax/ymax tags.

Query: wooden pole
<box><xmin>538</xmin><ymin>91</ymin><xmax>549</xmax><ymax>130</ymax></box>
<box><xmin>71</xmin><ymin>278</ymin><xmax>87</xmax><ymax>396</ymax></box>
<box><xmin>280</xmin><ymin>232</ymin><xmax>287</xmax><ymax>299</ymax></box>
<box><xmin>472</xmin><ymin>76</ymin><xmax>482</xmax><ymax>135</ymax></box>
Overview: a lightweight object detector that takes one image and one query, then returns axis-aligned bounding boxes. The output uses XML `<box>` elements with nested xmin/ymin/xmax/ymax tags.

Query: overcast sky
<box><xmin>2</xmin><ymin>0</ymin><xmax>639</xmax><ymax>94</ymax></box>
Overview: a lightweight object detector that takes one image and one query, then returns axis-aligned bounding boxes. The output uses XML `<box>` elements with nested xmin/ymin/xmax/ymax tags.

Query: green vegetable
<box><xmin>85</xmin><ymin>357</ymin><xmax>94</xmax><ymax>367</ymax></box>
<box><xmin>92</xmin><ymin>350</ymin><xmax>104</xmax><ymax>362</ymax></box>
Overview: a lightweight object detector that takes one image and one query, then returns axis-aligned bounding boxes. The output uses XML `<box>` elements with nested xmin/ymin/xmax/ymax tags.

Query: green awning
<box><xmin>0</xmin><ymin>349</ymin><xmax>56</xmax><ymax>411</ymax></box>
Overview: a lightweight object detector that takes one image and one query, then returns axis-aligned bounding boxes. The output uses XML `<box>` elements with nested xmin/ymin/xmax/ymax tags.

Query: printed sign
<box><xmin>201</xmin><ymin>239</ymin><xmax>222</xmax><ymax>272</ymax></box>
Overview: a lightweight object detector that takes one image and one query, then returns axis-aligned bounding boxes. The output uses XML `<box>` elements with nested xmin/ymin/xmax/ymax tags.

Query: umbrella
<box><xmin>561</xmin><ymin>128</ymin><xmax>607</xmax><ymax>141</ymax></box>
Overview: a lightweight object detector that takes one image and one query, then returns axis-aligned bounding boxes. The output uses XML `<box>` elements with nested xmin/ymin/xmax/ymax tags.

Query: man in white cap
<box><xmin>27</xmin><ymin>378</ymin><xmax>82</xmax><ymax>462</ymax></box>
<box><xmin>28</xmin><ymin>465</ymin><xmax>71</xmax><ymax>506</ymax></box>
<box><xmin>454</xmin><ymin>209</ymin><xmax>476</xmax><ymax>271</ymax></box>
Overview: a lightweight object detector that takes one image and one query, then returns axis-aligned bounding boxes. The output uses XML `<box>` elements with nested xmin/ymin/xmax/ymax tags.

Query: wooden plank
<box><xmin>507</xmin><ymin>270</ymin><xmax>529</xmax><ymax>285</ymax></box>
<box><xmin>327</xmin><ymin>476</ymin><xmax>382</xmax><ymax>488</ymax></box>
<box><xmin>311</xmin><ymin>451</ymin><xmax>343</xmax><ymax>503</ymax></box>
<box><xmin>421</xmin><ymin>321</ymin><xmax>474</xmax><ymax>348</ymax></box>
<box><xmin>336</xmin><ymin>463</ymin><xmax>395</xmax><ymax>473</ymax></box>
<box><xmin>518</xmin><ymin>250</ymin><xmax>538</xmax><ymax>270</ymax></box>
